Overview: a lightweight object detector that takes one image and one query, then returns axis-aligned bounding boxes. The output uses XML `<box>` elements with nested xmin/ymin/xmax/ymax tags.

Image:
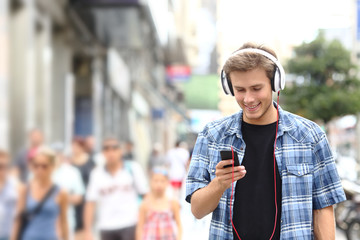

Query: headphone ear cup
<box><xmin>227</xmin><ymin>78</ymin><xmax>234</xmax><ymax>96</ymax></box>
<box><xmin>273</xmin><ymin>68</ymin><xmax>281</xmax><ymax>92</ymax></box>
<box><xmin>279</xmin><ymin>68</ymin><xmax>285</xmax><ymax>90</ymax></box>
<box><xmin>221</xmin><ymin>70</ymin><xmax>234</xmax><ymax>96</ymax></box>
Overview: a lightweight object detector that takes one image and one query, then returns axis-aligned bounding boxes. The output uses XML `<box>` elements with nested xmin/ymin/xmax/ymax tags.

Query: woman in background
<box><xmin>11</xmin><ymin>146</ymin><xmax>68</xmax><ymax>240</ymax></box>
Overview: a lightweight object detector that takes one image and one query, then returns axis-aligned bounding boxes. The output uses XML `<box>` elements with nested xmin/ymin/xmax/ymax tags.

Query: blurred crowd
<box><xmin>0</xmin><ymin>129</ymin><xmax>192</xmax><ymax>240</ymax></box>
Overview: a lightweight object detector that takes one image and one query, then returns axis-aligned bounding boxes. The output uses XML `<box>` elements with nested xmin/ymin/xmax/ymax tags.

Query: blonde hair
<box><xmin>36</xmin><ymin>146</ymin><xmax>56</xmax><ymax>165</ymax></box>
<box><xmin>223</xmin><ymin>42</ymin><xmax>278</xmax><ymax>82</ymax></box>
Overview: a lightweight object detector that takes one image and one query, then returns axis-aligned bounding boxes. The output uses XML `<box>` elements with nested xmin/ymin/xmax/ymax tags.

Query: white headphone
<box><xmin>221</xmin><ymin>48</ymin><xmax>286</xmax><ymax>95</ymax></box>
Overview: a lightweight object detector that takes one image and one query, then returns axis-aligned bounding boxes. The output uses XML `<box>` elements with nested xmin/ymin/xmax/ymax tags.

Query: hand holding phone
<box><xmin>214</xmin><ymin>150</ymin><xmax>246</xmax><ymax>191</ymax></box>
<box><xmin>220</xmin><ymin>150</ymin><xmax>240</xmax><ymax>168</ymax></box>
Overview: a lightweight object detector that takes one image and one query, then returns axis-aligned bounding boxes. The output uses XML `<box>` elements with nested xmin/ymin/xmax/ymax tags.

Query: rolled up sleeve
<box><xmin>186</xmin><ymin>131</ymin><xmax>211</xmax><ymax>203</ymax></box>
<box><xmin>312</xmin><ymin>134</ymin><xmax>346</xmax><ymax>210</ymax></box>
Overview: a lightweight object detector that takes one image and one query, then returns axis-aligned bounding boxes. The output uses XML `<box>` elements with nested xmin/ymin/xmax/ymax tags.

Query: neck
<box><xmin>152</xmin><ymin>192</ymin><xmax>165</xmax><ymax>200</ymax></box>
<box><xmin>30</xmin><ymin>144</ymin><xmax>40</xmax><ymax>149</ymax></box>
<box><xmin>35</xmin><ymin>177</ymin><xmax>51</xmax><ymax>187</ymax></box>
<box><xmin>76</xmin><ymin>152</ymin><xmax>86</xmax><ymax>158</ymax></box>
<box><xmin>244</xmin><ymin>102</ymin><xmax>278</xmax><ymax>125</ymax></box>
<box><xmin>73</xmin><ymin>153</ymin><xmax>87</xmax><ymax>164</ymax></box>
<box><xmin>107</xmin><ymin>161</ymin><xmax>121</xmax><ymax>175</ymax></box>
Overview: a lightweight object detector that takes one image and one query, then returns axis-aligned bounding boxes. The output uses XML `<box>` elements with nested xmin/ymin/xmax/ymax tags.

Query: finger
<box><xmin>234</xmin><ymin>169</ymin><xmax>246</xmax><ymax>178</ymax></box>
<box><xmin>216</xmin><ymin>167</ymin><xmax>233</xmax><ymax>176</ymax></box>
<box><xmin>216</xmin><ymin>160</ymin><xmax>233</xmax><ymax>169</ymax></box>
<box><xmin>217</xmin><ymin>166</ymin><xmax>245</xmax><ymax>176</ymax></box>
<box><xmin>231</xmin><ymin>166</ymin><xmax>245</xmax><ymax>171</ymax></box>
<box><xmin>222</xmin><ymin>170</ymin><xmax>247</xmax><ymax>181</ymax></box>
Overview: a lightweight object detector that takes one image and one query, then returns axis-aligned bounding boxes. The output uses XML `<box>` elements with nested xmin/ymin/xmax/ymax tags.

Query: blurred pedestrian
<box><xmin>84</xmin><ymin>137</ymin><xmax>148</xmax><ymax>240</ymax></box>
<box><xmin>0</xmin><ymin>150</ymin><xmax>18</xmax><ymax>240</ymax></box>
<box><xmin>136</xmin><ymin>167</ymin><xmax>182</xmax><ymax>240</ymax></box>
<box><xmin>85</xmin><ymin>136</ymin><xmax>106</xmax><ymax>167</ymax></box>
<box><xmin>11</xmin><ymin>146</ymin><xmax>68</xmax><ymax>240</ymax></box>
<box><xmin>71</xmin><ymin>137</ymin><xmax>95</xmax><ymax>239</ymax></box>
<box><xmin>147</xmin><ymin>143</ymin><xmax>165</xmax><ymax>174</ymax></box>
<box><xmin>84</xmin><ymin>136</ymin><xmax>96</xmax><ymax>159</ymax></box>
<box><xmin>52</xmin><ymin>142</ymin><xmax>85</xmax><ymax>240</ymax></box>
<box><xmin>166</xmin><ymin>141</ymin><xmax>189</xmax><ymax>199</ymax></box>
<box><xmin>13</xmin><ymin>129</ymin><xmax>44</xmax><ymax>182</ymax></box>
<box><xmin>123</xmin><ymin>141</ymin><xmax>134</xmax><ymax>161</ymax></box>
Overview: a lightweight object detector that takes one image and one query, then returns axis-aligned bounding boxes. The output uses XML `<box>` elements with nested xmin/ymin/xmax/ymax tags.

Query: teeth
<box><xmin>246</xmin><ymin>104</ymin><xmax>259</xmax><ymax>109</ymax></box>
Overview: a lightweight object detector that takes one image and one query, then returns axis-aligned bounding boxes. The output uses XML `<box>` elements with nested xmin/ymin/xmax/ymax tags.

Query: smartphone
<box><xmin>220</xmin><ymin>150</ymin><xmax>240</xmax><ymax>168</ymax></box>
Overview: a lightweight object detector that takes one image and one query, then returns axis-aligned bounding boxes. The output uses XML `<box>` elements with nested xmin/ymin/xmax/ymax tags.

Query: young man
<box><xmin>84</xmin><ymin>137</ymin><xmax>148</xmax><ymax>240</ymax></box>
<box><xmin>186</xmin><ymin>42</ymin><xmax>346</xmax><ymax>239</ymax></box>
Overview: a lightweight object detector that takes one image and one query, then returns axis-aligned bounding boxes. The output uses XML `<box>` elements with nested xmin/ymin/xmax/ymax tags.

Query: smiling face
<box><xmin>230</xmin><ymin>68</ymin><xmax>277</xmax><ymax>125</ymax></box>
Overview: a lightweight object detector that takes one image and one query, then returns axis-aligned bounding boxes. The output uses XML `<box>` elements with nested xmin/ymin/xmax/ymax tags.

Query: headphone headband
<box><xmin>221</xmin><ymin>48</ymin><xmax>286</xmax><ymax>94</ymax></box>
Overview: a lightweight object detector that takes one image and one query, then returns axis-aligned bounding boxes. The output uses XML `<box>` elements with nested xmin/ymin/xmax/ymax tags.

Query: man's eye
<box><xmin>253</xmin><ymin>88</ymin><xmax>261</xmax><ymax>91</ymax></box>
<box><xmin>236</xmin><ymin>89</ymin><xmax>245</xmax><ymax>92</ymax></box>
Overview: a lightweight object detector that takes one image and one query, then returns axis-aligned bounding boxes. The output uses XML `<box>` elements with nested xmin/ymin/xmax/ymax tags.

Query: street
<box><xmin>337</xmin><ymin>228</ymin><xmax>347</xmax><ymax>240</ymax></box>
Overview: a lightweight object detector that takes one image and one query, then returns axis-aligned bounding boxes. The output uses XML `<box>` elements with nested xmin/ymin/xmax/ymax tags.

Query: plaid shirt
<box><xmin>186</xmin><ymin>104</ymin><xmax>346</xmax><ymax>240</ymax></box>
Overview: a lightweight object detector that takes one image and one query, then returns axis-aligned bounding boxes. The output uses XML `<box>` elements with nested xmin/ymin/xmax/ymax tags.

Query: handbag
<box><xmin>17</xmin><ymin>185</ymin><xmax>57</xmax><ymax>240</ymax></box>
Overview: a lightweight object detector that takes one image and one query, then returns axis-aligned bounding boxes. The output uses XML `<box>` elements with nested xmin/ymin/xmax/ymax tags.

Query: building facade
<box><xmin>1</xmin><ymin>0</ymin><xmax>191</xmax><ymax>167</ymax></box>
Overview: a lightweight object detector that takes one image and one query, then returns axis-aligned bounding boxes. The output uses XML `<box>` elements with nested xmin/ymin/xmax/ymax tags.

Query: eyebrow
<box><xmin>234</xmin><ymin>84</ymin><xmax>264</xmax><ymax>89</ymax></box>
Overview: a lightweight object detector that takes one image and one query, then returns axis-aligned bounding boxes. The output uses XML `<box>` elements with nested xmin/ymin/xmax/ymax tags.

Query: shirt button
<box><xmin>240</xmin><ymin>147</ymin><xmax>244</xmax><ymax>150</ymax></box>
<box><xmin>298</xmin><ymin>171</ymin><xmax>301</xmax><ymax>175</ymax></box>
<box><xmin>212</xmin><ymin>169</ymin><xmax>215</xmax><ymax>173</ymax></box>
<box><xmin>276</xmin><ymin>147</ymin><xmax>279</xmax><ymax>150</ymax></box>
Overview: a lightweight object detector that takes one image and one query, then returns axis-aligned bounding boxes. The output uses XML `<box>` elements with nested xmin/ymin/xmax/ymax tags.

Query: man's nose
<box><xmin>244</xmin><ymin>92</ymin><xmax>255</xmax><ymax>103</ymax></box>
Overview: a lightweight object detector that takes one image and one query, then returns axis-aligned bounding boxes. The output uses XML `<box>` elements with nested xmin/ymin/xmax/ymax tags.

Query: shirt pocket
<box><xmin>285</xmin><ymin>163</ymin><xmax>314</xmax><ymax>197</ymax></box>
<box><xmin>286</xmin><ymin>163</ymin><xmax>313</xmax><ymax>176</ymax></box>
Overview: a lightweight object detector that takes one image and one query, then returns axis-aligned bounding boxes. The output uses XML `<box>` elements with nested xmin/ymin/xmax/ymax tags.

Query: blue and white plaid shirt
<box><xmin>186</xmin><ymin>104</ymin><xmax>346</xmax><ymax>240</ymax></box>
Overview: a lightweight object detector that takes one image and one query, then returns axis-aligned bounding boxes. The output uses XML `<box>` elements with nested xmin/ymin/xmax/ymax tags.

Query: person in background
<box><xmin>166</xmin><ymin>141</ymin><xmax>190</xmax><ymax>199</ymax></box>
<box><xmin>84</xmin><ymin>136</ymin><xmax>95</xmax><ymax>159</ymax></box>
<box><xmin>85</xmin><ymin>136</ymin><xmax>106</xmax><ymax>167</ymax></box>
<box><xmin>136</xmin><ymin>167</ymin><xmax>182</xmax><ymax>240</ymax></box>
<box><xmin>0</xmin><ymin>150</ymin><xmax>18</xmax><ymax>240</ymax></box>
<box><xmin>84</xmin><ymin>137</ymin><xmax>148</xmax><ymax>240</ymax></box>
<box><xmin>52</xmin><ymin>142</ymin><xmax>85</xmax><ymax>240</ymax></box>
<box><xmin>147</xmin><ymin>143</ymin><xmax>166</xmax><ymax>174</ymax></box>
<box><xmin>71</xmin><ymin>137</ymin><xmax>95</xmax><ymax>240</ymax></box>
<box><xmin>11</xmin><ymin>146</ymin><xmax>68</xmax><ymax>240</ymax></box>
<box><xmin>13</xmin><ymin>129</ymin><xmax>44</xmax><ymax>182</ymax></box>
<box><xmin>123</xmin><ymin>141</ymin><xmax>134</xmax><ymax>161</ymax></box>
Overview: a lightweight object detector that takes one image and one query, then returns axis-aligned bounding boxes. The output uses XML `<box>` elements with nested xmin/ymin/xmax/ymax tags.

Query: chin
<box><xmin>245</xmin><ymin>112</ymin><xmax>262</xmax><ymax>119</ymax></box>
<box><xmin>153</xmin><ymin>191</ymin><xmax>162</xmax><ymax>196</ymax></box>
